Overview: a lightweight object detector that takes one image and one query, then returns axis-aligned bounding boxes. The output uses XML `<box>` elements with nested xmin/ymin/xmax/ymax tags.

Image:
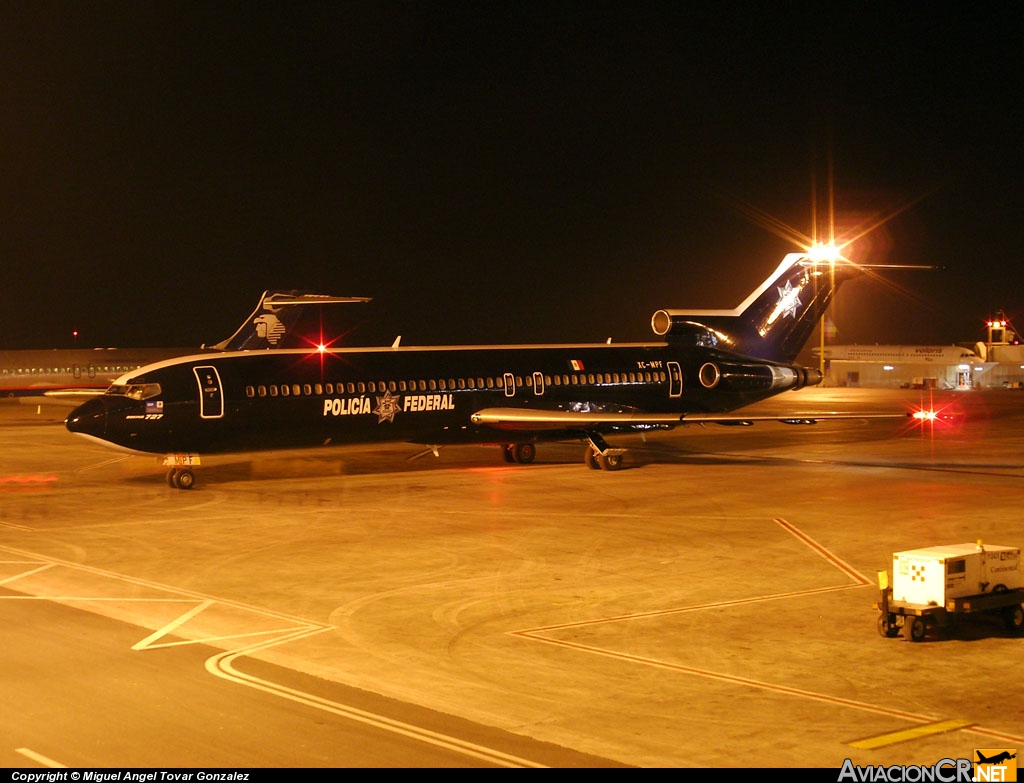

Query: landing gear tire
<box><xmin>511</xmin><ymin>443</ymin><xmax>536</xmax><ymax>464</ymax></box>
<box><xmin>584</xmin><ymin>448</ymin><xmax>600</xmax><ymax>470</ymax></box>
<box><xmin>598</xmin><ymin>452</ymin><xmax>623</xmax><ymax>471</ymax></box>
<box><xmin>504</xmin><ymin>443</ymin><xmax>536</xmax><ymax>464</ymax></box>
<box><xmin>1002</xmin><ymin>603</ymin><xmax>1024</xmax><ymax>633</ymax></box>
<box><xmin>877</xmin><ymin>614</ymin><xmax>899</xmax><ymax>638</ymax></box>
<box><xmin>906</xmin><ymin>616</ymin><xmax>926</xmax><ymax>643</ymax></box>
<box><xmin>167</xmin><ymin>468</ymin><xmax>195</xmax><ymax>490</ymax></box>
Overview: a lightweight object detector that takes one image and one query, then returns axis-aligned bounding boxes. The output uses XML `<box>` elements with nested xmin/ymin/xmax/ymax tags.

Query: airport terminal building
<box><xmin>811</xmin><ymin>317</ymin><xmax>1024</xmax><ymax>390</ymax></box>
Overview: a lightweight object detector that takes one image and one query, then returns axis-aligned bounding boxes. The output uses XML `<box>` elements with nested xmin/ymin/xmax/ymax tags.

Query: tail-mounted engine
<box><xmin>696</xmin><ymin>361</ymin><xmax>822</xmax><ymax>392</ymax></box>
<box><xmin>651</xmin><ymin>312</ymin><xmax>734</xmax><ymax>350</ymax></box>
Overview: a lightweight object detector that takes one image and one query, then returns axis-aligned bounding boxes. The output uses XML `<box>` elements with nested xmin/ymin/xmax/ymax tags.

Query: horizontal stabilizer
<box><xmin>651</xmin><ymin>255</ymin><xmax>937</xmax><ymax>363</ymax></box>
<box><xmin>207</xmin><ymin>290</ymin><xmax>372</xmax><ymax>351</ymax></box>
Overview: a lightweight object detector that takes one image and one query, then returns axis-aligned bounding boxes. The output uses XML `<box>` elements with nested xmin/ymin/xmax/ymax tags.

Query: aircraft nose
<box><xmin>65</xmin><ymin>397</ymin><xmax>109</xmax><ymax>440</ymax></box>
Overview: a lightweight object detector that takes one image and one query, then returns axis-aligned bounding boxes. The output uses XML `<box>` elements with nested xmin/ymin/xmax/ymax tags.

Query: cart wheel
<box><xmin>1002</xmin><ymin>604</ymin><xmax>1024</xmax><ymax>633</ymax></box>
<box><xmin>907</xmin><ymin>616</ymin><xmax>926</xmax><ymax>643</ymax></box>
<box><xmin>877</xmin><ymin>614</ymin><xmax>899</xmax><ymax>638</ymax></box>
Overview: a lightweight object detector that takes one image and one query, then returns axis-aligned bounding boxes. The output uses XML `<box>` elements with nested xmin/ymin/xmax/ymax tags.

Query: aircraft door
<box><xmin>503</xmin><ymin>372</ymin><xmax>516</xmax><ymax>397</ymax></box>
<box><xmin>668</xmin><ymin>361</ymin><xmax>683</xmax><ymax>397</ymax></box>
<box><xmin>193</xmin><ymin>365</ymin><xmax>225</xmax><ymax>419</ymax></box>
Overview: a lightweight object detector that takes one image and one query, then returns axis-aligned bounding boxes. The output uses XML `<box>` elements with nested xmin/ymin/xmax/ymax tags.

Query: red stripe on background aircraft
<box><xmin>66</xmin><ymin>251</ymin><xmax>924</xmax><ymax>488</ymax></box>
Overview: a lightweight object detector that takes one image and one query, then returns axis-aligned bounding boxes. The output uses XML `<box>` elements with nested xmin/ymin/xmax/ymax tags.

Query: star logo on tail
<box><xmin>776</xmin><ymin>281</ymin><xmax>802</xmax><ymax>319</ymax></box>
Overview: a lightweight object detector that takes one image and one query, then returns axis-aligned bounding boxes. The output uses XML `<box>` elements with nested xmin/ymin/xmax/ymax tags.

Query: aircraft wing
<box><xmin>470</xmin><ymin>407</ymin><xmax>910</xmax><ymax>430</ymax></box>
<box><xmin>40</xmin><ymin>389</ymin><xmax>108</xmax><ymax>405</ymax></box>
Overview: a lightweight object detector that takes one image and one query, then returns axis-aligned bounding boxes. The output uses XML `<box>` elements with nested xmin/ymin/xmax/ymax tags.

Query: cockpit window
<box><xmin>107</xmin><ymin>383</ymin><xmax>162</xmax><ymax>400</ymax></box>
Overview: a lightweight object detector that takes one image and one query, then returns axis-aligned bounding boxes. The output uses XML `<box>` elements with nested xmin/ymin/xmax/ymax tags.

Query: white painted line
<box><xmin>207</xmin><ymin>628</ymin><xmax>547</xmax><ymax>768</ymax></box>
<box><xmin>76</xmin><ymin>455</ymin><xmax>133</xmax><ymax>472</ymax></box>
<box><xmin>0</xmin><ymin>521</ymin><xmax>35</xmax><ymax>531</ymax></box>
<box><xmin>510</xmin><ymin>517</ymin><xmax>1024</xmax><ymax>749</ymax></box>
<box><xmin>16</xmin><ymin>747</ymin><xmax>67</xmax><ymax>767</ymax></box>
<box><xmin>0</xmin><ymin>563</ymin><xmax>54</xmax><ymax>586</ymax></box>
<box><xmin>774</xmin><ymin>517</ymin><xmax>873</xmax><ymax>585</ymax></box>
<box><xmin>516</xmin><ymin>582</ymin><xmax>860</xmax><ymax>634</ymax></box>
<box><xmin>0</xmin><ymin>547</ymin><xmax>532</xmax><ymax>765</ymax></box>
<box><xmin>133</xmin><ymin>600</ymin><xmax>214</xmax><ymax>649</ymax></box>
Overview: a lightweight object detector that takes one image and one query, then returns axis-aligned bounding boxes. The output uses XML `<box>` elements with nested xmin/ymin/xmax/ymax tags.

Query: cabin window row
<box><xmin>243</xmin><ymin>371</ymin><xmax>667</xmax><ymax>399</ymax></box>
<box><xmin>2</xmin><ymin>364</ymin><xmax>141</xmax><ymax>376</ymax></box>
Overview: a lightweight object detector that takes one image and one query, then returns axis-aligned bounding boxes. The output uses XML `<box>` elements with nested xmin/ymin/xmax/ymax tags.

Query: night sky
<box><xmin>1</xmin><ymin>3</ymin><xmax>1021</xmax><ymax>351</ymax></box>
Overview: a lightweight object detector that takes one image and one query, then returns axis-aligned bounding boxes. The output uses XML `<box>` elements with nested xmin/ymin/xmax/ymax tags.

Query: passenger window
<box><xmin>246</xmin><ymin>386</ymin><xmax>255</xmax><ymax>398</ymax></box>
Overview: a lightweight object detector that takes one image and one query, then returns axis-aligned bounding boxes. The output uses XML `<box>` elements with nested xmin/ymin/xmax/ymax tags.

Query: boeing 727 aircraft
<box><xmin>2</xmin><ymin>290</ymin><xmax>368</xmax><ymax>404</ymax></box>
<box><xmin>66</xmin><ymin>251</ymin><xmax>923</xmax><ymax>488</ymax></box>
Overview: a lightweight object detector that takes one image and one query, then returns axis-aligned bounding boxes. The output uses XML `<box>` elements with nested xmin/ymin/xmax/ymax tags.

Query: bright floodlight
<box><xmin>807</xmin><ymin>242</ymin><xmax>844</xmax><ymax>263</ymax></box>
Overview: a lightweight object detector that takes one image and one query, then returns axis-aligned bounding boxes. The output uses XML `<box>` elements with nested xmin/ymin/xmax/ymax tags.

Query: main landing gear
<box><xmin>584</xmin><ymin>433</ymin><xmax>626</xmax><ymax>471</ymax></box>
<box><xmin>503</xmin><ymin>443</ymin><xmax>537</xmax><ymax>464</ymax></box>
<box><xmin>502</xmin><ymin>436</ymin><xmax>626</xmax><ymax>471</ymax></box>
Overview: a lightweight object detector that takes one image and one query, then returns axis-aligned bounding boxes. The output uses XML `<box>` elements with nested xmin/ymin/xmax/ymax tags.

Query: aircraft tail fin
<box><xmin>206</xmin><ymin>291</ymin><xmax>371</xmax><ymax>351</ymax></box>
<box><xmin>651</xmin><ymin>253</ymin><xmax>928</xmax><ymax>363</ymax></box>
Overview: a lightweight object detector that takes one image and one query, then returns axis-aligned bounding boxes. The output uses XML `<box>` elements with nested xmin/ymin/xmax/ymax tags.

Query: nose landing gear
<box><xmin>166</xmin><ymin>468</ymin><xmax>195</xmax><ymax>490</ymax></box>
<box><xmin>162</xmin><ymin>454</ymin><xmax>201</xmax><ymax>490</ymax></box>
